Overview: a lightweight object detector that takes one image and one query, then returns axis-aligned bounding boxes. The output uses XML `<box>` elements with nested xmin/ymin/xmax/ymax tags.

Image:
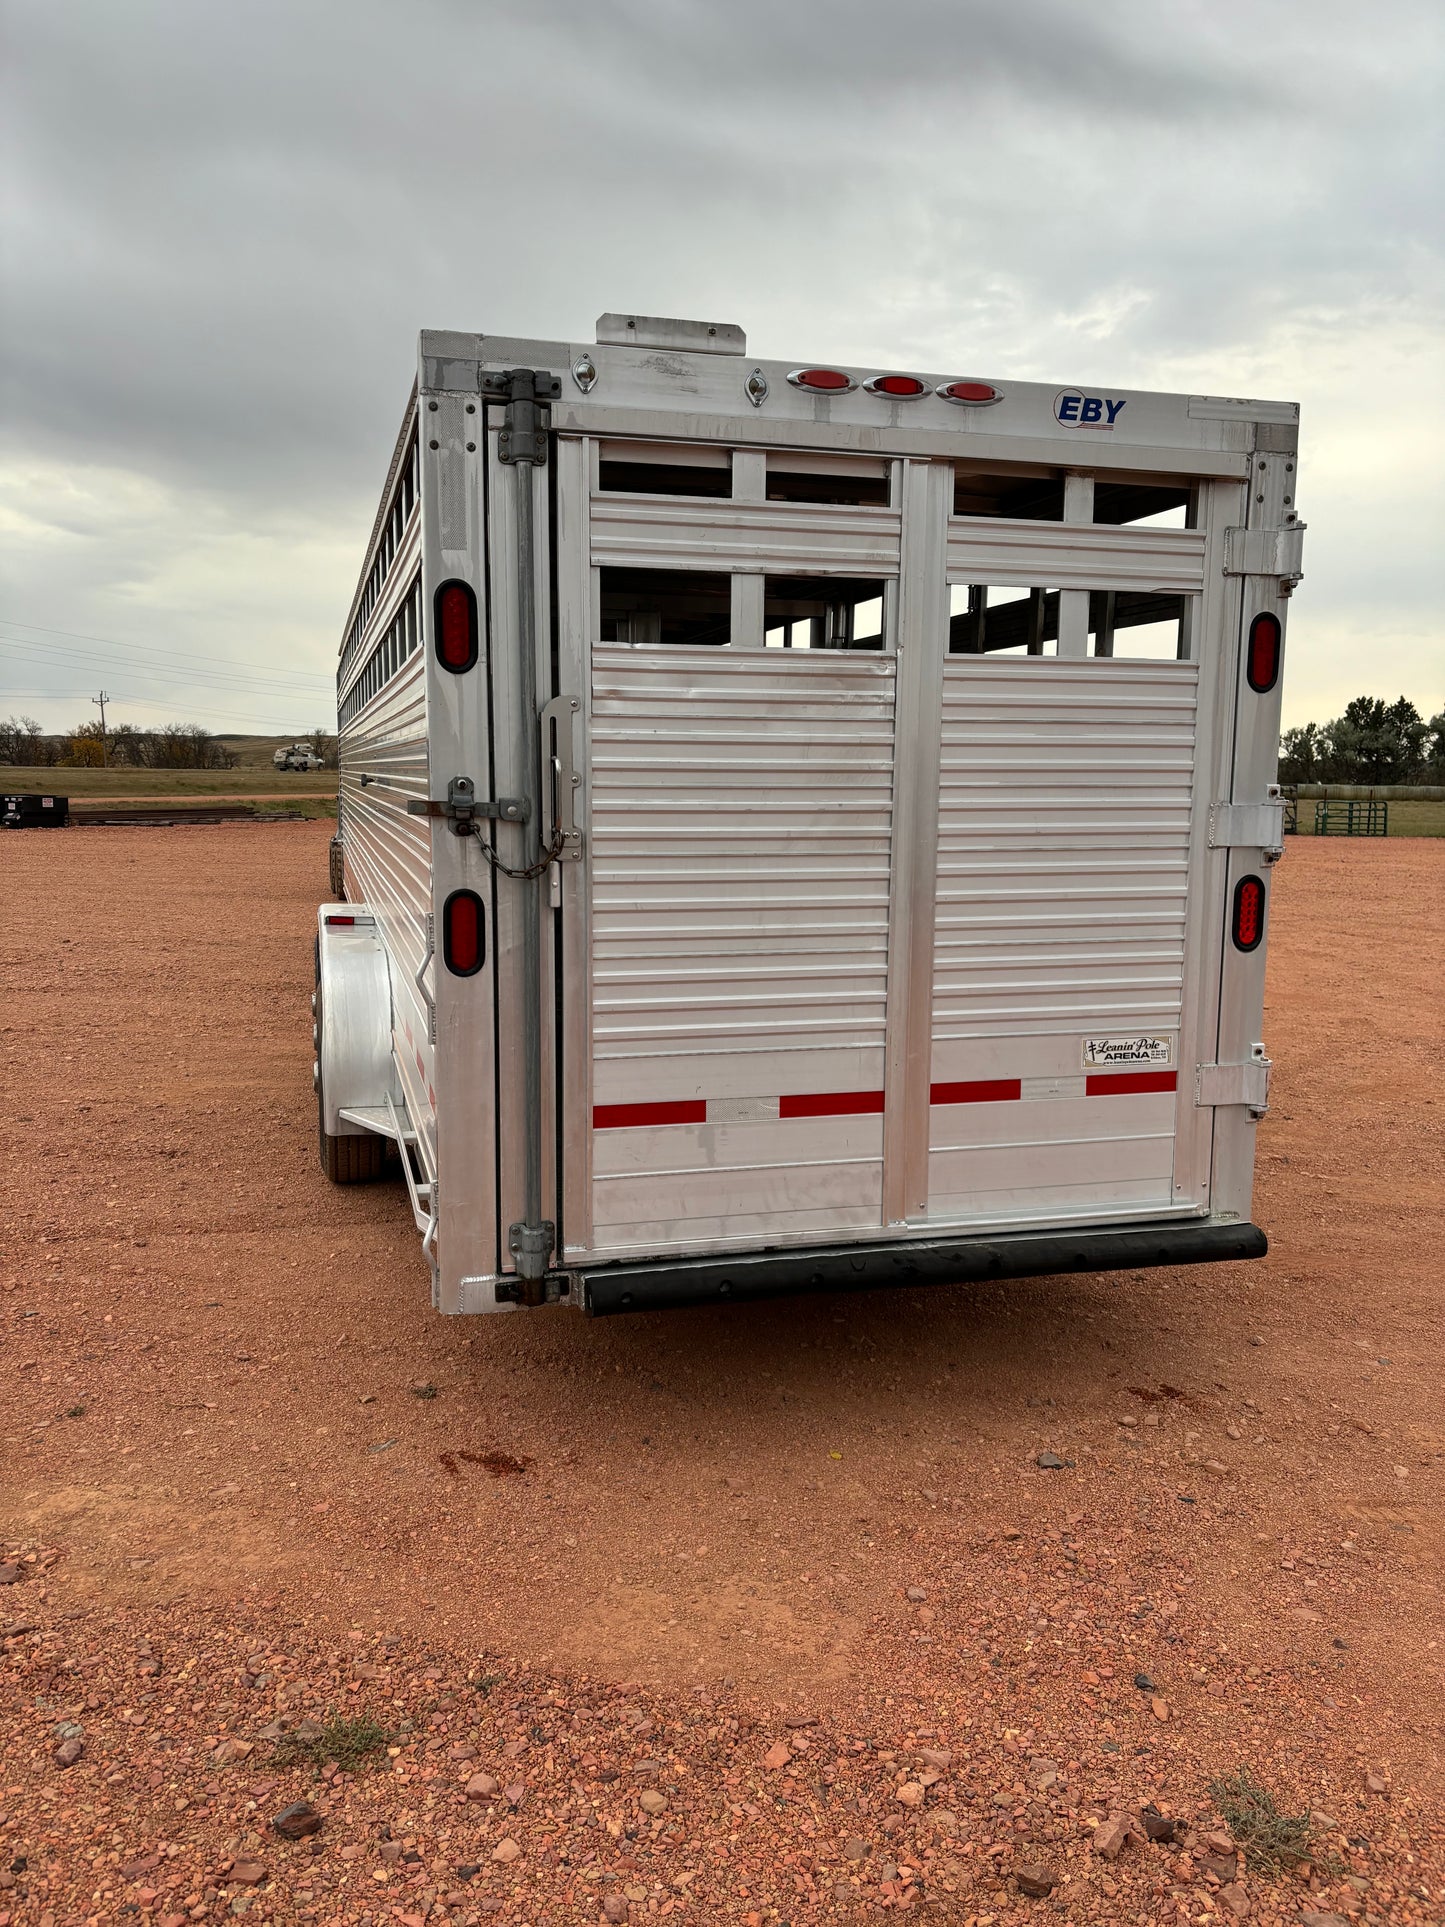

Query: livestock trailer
<box><xmin>317</xmin><ymin>314</ymin><xmax>1302</xmax><ymax>1315</ymax></box>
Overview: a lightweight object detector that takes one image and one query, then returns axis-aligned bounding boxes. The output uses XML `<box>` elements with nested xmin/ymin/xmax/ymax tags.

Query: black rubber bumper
<box><xmin>578</xmin><ymin>1218</ymin><xmax>1267</xmax><ymax>1316</ymax></box>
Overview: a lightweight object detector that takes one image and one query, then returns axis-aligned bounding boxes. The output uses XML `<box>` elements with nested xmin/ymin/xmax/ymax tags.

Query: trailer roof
<box><xmin>419</xmin><ymin>322</ymin><xmax>1298</xmax><ymax>478</ymax></box>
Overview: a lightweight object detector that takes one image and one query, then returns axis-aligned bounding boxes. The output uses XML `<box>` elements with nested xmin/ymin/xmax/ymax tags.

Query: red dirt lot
<box><xmin>1</xmin><ymin>824</ymin><xmax>1441</xmax><ymax>1927</ymax></box>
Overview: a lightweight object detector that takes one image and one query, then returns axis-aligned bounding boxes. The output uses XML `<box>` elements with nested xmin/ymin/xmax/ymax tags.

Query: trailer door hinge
<box><xmin>1196</xmin><ymin>1045</ymin><xmax>1271</xmax><ymax>1118</ymax></box>
<box><xmin>1224</xmin><ymin>522</ymin><xmax>1306</xmax><ymax>590</ymax></box>
<box><xmin>1209</xmin><ymin>792</ymin><xmax>1285</xmax><ymax>861</ymax></box>
<box><xmin>481</xmin><ymin>367</ymin><xmax>563</xmax><ymax>466</ymax></box>
<box><xmin>406</xmin><ymin>775</ymin><xmax>529</xmax><ymax>834</ymax></box>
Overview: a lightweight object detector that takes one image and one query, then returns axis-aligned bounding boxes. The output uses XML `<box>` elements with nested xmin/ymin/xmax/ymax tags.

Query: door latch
<box><xmin>1196</xmin><ymin>1043</ymin><xmax>1272</xmax><ymax>1118</ymax></box>
<box><xmin>406</xmin><ymin>775</ymin><xmax>530</xmax><ymax>836</ymax></box>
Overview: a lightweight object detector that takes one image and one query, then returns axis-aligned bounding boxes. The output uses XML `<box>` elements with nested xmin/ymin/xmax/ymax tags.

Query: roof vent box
<box><xmin>595</xmin><ymin>313</ymin><xmax>746</xmax><ymax>355</ymax></box>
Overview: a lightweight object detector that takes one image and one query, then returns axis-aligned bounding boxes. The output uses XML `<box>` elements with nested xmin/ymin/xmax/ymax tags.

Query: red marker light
<box><xmin>1232</xmin><ymin>874</ymin><xmax>1265</xmax><ymax>952</ymax></box>
<box><xmin>443</xmin><ymin>889</ymin><xmax>485</xmax><ymax>976</ymax></box>
<box><xmin>1246</xmin><ymin>611</ymin><xmax>1282</xmax><ymax>693</ymax></box>
<box><xmin>324</xmin><ymin>914</ymin><xmax>355</xmax><ymax>927</ymax></box>
<box><xmin>863</xmin><ymin>374</ymin><xmax>929</xmax><ymax>398</ymax></box>
<box><xmin>786</xmin><ymin>367</ymin><xmax>857</xmax><ymax>393</ymax></box>
<box><xmin>936</xmin><ymin>380</ymin><xmax>1002</xmax><ymax>406</ymax></box>
<box><xmin>433</xmin><ymin>579</ymin><xmax>478</xmax><ymax>673</ymax></box>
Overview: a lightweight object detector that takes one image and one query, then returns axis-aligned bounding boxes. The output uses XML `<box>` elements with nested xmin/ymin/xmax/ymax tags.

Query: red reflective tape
<box><xmin>594</xmin><ymin>1100</ymin><xmax>708</xmax><ymax>1130</ymax></box>
<box><xmin>1086</xmin><ymin>1070</ymin><xmax>1178</xmax><ymax>1097</ymax></box>
<box><xmin>930</xmin><ymin>1078</ymin><xmax>1021</xmax><ymax>1105</ymax></box>
<box><xmin>779</xmin><ymin>1090</ymin><xmax>885</xmax><ymax>1119</ymax></box>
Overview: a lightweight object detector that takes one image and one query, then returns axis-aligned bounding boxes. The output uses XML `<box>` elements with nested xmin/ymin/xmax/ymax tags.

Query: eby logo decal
<box><xmin>1055</xmin><ymin>391</ymin><xmax>1128</xmax><ymax>429</ymax></box>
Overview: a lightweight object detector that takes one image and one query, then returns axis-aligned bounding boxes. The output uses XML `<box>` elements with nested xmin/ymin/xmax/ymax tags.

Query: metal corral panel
<box><xmin>928</xmin><ymin>657</ymin><xmax>1199</xmax><ymax>1224</ymax></box>
<box><xmin>588</xmin><ymin>645</ymin><xmax>896</xmax><ymax>1253</ymax></box>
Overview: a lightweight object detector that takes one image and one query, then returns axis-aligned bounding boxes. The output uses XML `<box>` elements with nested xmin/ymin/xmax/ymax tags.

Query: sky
<box><xmin>2</xmin><ymin>0</ymin><xmax>1441</xmax><ymax>740</ymax></box>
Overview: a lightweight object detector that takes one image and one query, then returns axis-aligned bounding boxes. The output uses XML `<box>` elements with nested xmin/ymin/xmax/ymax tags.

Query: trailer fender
<box><xmin>315</xmin><ymin>907</ymin><xmax>399</xmax><ymax>1135</ymax></box>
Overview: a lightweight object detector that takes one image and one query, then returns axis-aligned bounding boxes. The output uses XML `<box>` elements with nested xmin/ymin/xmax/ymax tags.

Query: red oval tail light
<box><xmin>1232</xmin><ymin>874</ymin><xmax>1265</xmax><ymax>952</ymax></box>
<box><xmin>434</xmin><ymin>580</ymin><xmax>478</xmax><ymax>673</ymax></box>
<box><xmin>1246</xmin><ymin>611</ymin><xmax>1282</xmax><ymax>693</ymax></box>
<box><xmin>786</xmin><ymin>367</ymin><xmax>857</xmax><ymax>393</ymax></box>
<box><xmin>937</xmin><ymin>380</ymin><xmax>1002</xmax><ymax>406</ymax></box>
<box><xmin>443</xmin><ymin>889</ymin><xmax>485</xmax><ymax>976</ymax></box>
<box><xmin>863</xmin><ymin>374</ymin><xmax>929</xmax><ymax>398</ymax></box>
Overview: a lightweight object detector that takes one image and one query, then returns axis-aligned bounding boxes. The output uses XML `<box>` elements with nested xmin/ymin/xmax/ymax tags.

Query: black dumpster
<box><xmin>1</xmin><ymin>793</ymin><xmax>69</xmax><ymax>828</ymax></box>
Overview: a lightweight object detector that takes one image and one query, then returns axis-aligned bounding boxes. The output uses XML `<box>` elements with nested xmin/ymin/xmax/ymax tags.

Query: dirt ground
<box><xmin>1</xmin><ymin>825</ymin><xmax>1440</xmax><ymax>1927</ymax></box>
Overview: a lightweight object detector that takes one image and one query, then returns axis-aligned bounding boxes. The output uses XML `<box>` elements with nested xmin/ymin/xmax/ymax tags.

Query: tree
<box><xmin>0</xmin><ymin>715</ymin><xmax>52</xmax><ymax>766</ymax></box>
<box><xmin>1323</xmin><ymin>696</ymin><xmax>1427</xmax><ymax>784</ymax></box>
<box><xmin>308</xmin><ymin>728</ymin><xmax>338</xmax><ymax>770</ymax></box>
<box><xmin>1278</xmin><ymin>721</ymin><xmax>1322</xmax><ymax>786</ymax></box>
<box><xmin>1278</xmin><ymin>695</ymin><xmax>1436</xmax><ymax>785</ymax></box>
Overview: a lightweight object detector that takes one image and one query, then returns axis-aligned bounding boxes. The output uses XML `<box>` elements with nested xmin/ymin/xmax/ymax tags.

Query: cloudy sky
<box><xmin>3</xmin><ymin>0</ymin><xmax>1441</xmax><ymax>739</ymax></box>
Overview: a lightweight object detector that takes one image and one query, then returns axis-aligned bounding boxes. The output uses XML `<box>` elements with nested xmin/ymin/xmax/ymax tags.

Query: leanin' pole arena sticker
<box><xmin>1082</xmin><ymin>1035</ymin><xmax>1174</xmax><ymax>1069</ymax></box>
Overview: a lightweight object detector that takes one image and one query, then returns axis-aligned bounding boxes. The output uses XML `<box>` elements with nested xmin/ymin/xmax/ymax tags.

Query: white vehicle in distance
<box><xmin>274</xmin><ymin>742</ymin><xmax>325</xmax><ymax>771</ymax></box>
<box><xmin>314</xmin><ymin>313</ymin><xmax>1302</xmax><ymax>1318</ymax></box>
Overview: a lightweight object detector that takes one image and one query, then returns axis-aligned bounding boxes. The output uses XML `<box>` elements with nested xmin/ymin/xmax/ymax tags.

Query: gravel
<box><xmin>1</xmin><ymin>826</ymin><xmax>1442</xmax><ymax>1923</ymax></box>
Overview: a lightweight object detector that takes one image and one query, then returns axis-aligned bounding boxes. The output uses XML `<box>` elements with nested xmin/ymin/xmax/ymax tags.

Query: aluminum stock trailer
<box><xmin>316</xmin><ymin>314</ymin><xmax>1301</xmax><ymax>1316</ymax></box>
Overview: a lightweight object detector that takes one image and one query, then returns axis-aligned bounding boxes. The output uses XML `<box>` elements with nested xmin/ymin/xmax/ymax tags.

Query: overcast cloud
<box><xmin>2</xmin><ymin>0</ymin><xmax>1441</xmax><ymax>736</ymax></box>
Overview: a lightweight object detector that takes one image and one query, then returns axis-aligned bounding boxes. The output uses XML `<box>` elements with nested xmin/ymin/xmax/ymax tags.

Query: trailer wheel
<box><xmin>321</xmin><ymin>1128</ymin><xmax>385</xmax><ymax>1184</ymax></box>
<box><xmin>313</xmin><ymin>948</ymin><xmax>384</xmax><ymax>1183</ymax></box>
<box><xmin>328</xmin><ymin>834</ymin><xmax>346</xmax><ymax>901</ymax></box>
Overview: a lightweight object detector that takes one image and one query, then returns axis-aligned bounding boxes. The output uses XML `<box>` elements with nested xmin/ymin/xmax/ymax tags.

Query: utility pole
<box><xmin>92</xmin><ymin>690</ymin><xmax>110</xmax><ymax>766</ymax></box>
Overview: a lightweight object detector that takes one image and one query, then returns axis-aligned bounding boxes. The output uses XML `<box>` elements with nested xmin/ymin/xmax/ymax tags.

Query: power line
<box><xmin>3</xmin><ymin>686</ymin><xmax>335</xmax><ymax>732</ymax></box>
<box><xmin>0</xmin><ymin>634</ymin><xmax>333</xmax><ymax>698</ymax></box>
<box><xmin>0</xmin><ymin>614</ymin><xmax>336</xmax><ymax>687</ymax></box>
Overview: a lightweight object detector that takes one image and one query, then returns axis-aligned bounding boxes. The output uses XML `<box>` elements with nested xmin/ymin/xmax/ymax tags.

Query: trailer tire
<box><xmin>328</xmin><ymin>834</ymin><xmax>346</xmax><ymax>900</ymax></box>
<box><xmin>320</xmin><ymin>1127</ymin><xmax>385</xmax><ymax>1184</ymax></box>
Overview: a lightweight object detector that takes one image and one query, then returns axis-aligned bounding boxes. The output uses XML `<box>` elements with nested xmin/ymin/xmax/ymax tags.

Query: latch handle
<box><xmin>539</xmin><ymin>696</ymin><xmax>583</xmax><ymax>862</ymax></box>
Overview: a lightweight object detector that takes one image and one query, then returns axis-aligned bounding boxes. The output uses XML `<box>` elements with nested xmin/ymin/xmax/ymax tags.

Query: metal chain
<box><xmin>474</xmin><ymin>820</ymin><xmax>564</xmax><ymax>881</ymax></box>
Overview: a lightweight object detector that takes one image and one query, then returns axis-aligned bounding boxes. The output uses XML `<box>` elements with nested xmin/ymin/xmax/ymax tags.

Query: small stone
<box><xmin>843</xmin><ymin>1837</ymin><xmax>868</xmax><ymax>1861</ymax></box>
<box><xmin>1015</xmin><ymin>1863</ymin><xmax>1056</xmax><ymax>1898</ymax></box>
<box><xmin>54</xmin><ymin>1737</ymin><xmax>84</xmax><ymax>1767</ymax></box>
<box><xmin>465</xmin><ymin>1772</ymin><xmax>499</xmax><ymax>1799</ymax></box>
<box><xmin>1248</xmin><ymin>1335</ymin><xmax>1263</xmax><ymax>1345</ymax></box>
<box><xmin>1150</xmin><ymin>1696</ymin><xmax>1170</xmax><ymax>1721</ymax></box>
<box><xmin>1364</xmin><ymin>1771</ymin><xmax>1388</xmax><ymax>1795</ymax></box>
<box><xmin>896</xmin><ymin>1781</ymin><xmax>926</xmax><ymax>1807</ymax></box>
<box><xmin>1133</xmin><ymin>1671</ymin><xmax>1156</xmax><ymax>1692</ymax></box>
<box><xmin>905</xmin><ymin>1586</ymin><xmax>927</xmax><ymax>1602</ymax></box>
<box><xmin>1200</xmin><ymin>1831</ymin><xmax>1236</xmax><ymax>1855</ymax></box>
<box><xmin>0</xmin><ymin>1565</ymin><xmax>22</xmax><ymax>1585</ymax></box>
<box><xmin>639</xmin><ymin>1789</ymin><xmax>667</xmax><ymax>1814</ymax></box>
<box><xmin>1093</xmin><ymin>1815</ymin><xmax>1135</xmax><ymax>1861</ymax></box>
<box><xmin>601</xmin><ymin>1899</ymin><xmax>629</xmax><ymax>1924</ymax></box>
<box><xmin>272</xmin><ymin>1801</ymin><xmax>322</xmax><ymax>1840</ymax></box>
<box><xmin>763</xmin><ymin>1740</ymin><xmax>792</xmax><ymax>1769</ymax></box>
<box><xmin>1219</xmin><ymin>1883</ymin><xmax>1251</xmax><ymax>1919</ymax></box>
<box><xmin>1310</xmin><ymin>1809</ymin><xmax>1339</xmax><ymax>1828</ymax></box>
<box><xmin>1200</xmin><ymin>1852</ymin><xmax>1239</xmax><ymax>1881</ymax></box>
<box><xmin>212</xmin><ymin>1738</ymin><xmax>255</xmax><ymax>1765</ymax></box>
<box><xmin>490</xmin><ymin>1837</ymin><xmax>521</xmax><ymax>1863</ymax></box>
<box><xmin>916</xmin><ymin>1747</ymin><xmax>952</xmax><ymax>1769</ymax></box>
<box><xmin>503</xmin><ymin>1781</ymin><xmax>525</xmax><ymax>1806</ymax></box>
<box><xmin>1203</xmin><ymin>1458</ymin><xmax>1228</xmax><ymax>1473</ymax></box>
<box><xmin>917</xmin><ymin>1604</ymin><xmax>935</xmax><ymax>1626</ymax></box>
<box><xmin>1036</xmin><ymin>1451</ymin><xmax>1069</xmax><ymax>1470</ymax></box>
<box><xmin>1290</xmin><ymin>1605</ymin><xmax>1323</xmax><ymax>1624</ymax></box>
<box><xmin>1300</xmin><ymin>1914</ymin><xmax>1351</xmax><ymax>1927</ymax></box>
<box><xmin>1027</xmin><ymin>1756</ymin><xmax>1060</xmax><ymax>1790</ymax></box>
<box><xmin>1116</xmin><ymin>1415</ymin><xmax>1137</xmax><ymax>1428</ymax></box>
<box><xmin>1393</xmin><ymin>1465</ymin><xmax>1409</xmax><ymax>1479</ymax></box>
<box><xmin>1139</xmin><ymin>1805</ymin><xmax>1178</xmax><ymax>1843</ymax></box>
<box><xmin>230</xmin><ymin>1861</ymin><xmax>267</xmax><ymax>1886</ymax></box>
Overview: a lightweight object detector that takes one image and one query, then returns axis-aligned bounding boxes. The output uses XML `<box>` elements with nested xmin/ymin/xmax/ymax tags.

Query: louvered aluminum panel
<box><xmin>929</xmin><ymin>657</ymin><xmax>1199</xmax><ymax>1224</ymax></box>
<box><xmin>590</xmin><ymin>493</ymin><xmax>901</xmax><ymax>576</ymax></box>
<box><xmin>946</xmin><ymin>516</ymin><xmax>1205</xmax><ymax>594</ymax></box>
<box><xmin>588</xmin><ymin>645</ymin><xmax>896</xmax><ymax>1253</ymax></box>
<box><xmin>336</xmin><ymin>650</ymin><xmax>435</xmax><ymax>1144</ymax></box>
